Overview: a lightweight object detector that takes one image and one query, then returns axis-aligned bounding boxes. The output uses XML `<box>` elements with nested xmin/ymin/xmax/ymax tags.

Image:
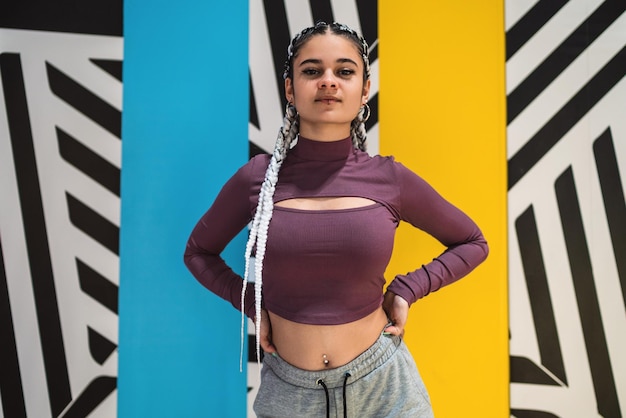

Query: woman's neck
<box><xmin>291</xmin><ymin>135</ymin><xmax>353</xmax><ymax>161</ymax></box>
<box><xmin>298</xmin><ymin>124</ymin><xmax>350</xmax><ymax>142</ymax></box>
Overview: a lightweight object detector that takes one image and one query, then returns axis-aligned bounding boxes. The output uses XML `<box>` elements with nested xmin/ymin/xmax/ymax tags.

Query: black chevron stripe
<box><xmin>0</xmin><ymin>0</ymin><xmax>122</xmax><ymax>36</ymax></box>
<box><xmin>357</xmin><ymin>0</ymin><xmax>378</xmax><ymax>62</ymax></box>
<box><xmin>368</xmin><ymin>43</ymin><xmax>378</xmax><ymax>65</ymax></box>
<box><xmin>515</xmin><ymin>206</ymin><xmax>566</xmax><ymax>384</ymax></box>
<box><xmin>248</xmin><ymin>332</ymin><xmax>263</xmax><ymax>364</ymax></box>
<box><xmin>0</xmin><ymin>239</ymin><xmax>27</xmax><ymax>418</ymax></box>
<box><xmin>249</xmin><ymin>71</ymin><xmax>259</xmax><ymax>130</ymax></box>
<box><xmin>510</xmin><ymin>409</ymin><xmax>559</xmax><ymax>418</ymax></box>
<box><xmin>89</xmin><ymin>58</ymin><xmax>122</xmax><ymax>82</ymax></box>
<box><xmin>66</xmin><ymin>193</ymin><xmax>119</xmax><ymax>255</ymax></box>
<box><xmin>309</xmin><ymin>0</ymin><xmax>334</xmax><ymax>24</ymax></box>
<box><xmin>57</xmin><ymin>127</ymin><xmax>121</xmax><ymax>196</ymax></box>
<box><xmin>507</xmin><ymin>1</ymin><xmax>625</xmax><ymax>124</ymax></box>
<box><xmin>46</xmin><ymin>62</ymin><xmax>121</xmax><ymax>138</ymax></box>
<box><xmin>505</xmin><ymin>0</ymin><xmax>568</xmax><ymax>60</ymax></box>
<box><xmin>250</xmin><ymin>140</ymin><xmax>267</xmax><ymax>158</ymax></box>
<box><xmin>59</xmin><ymin>376</ymin><xmax>116</xmax><ymax>418</ymax></box>
<box><xmin>87</xmin><ymin>327</ymin><xmax>117</xmax><ymax>365</ymax></box>
<box><xmin>76</xmin><ymin>258</ymin><xmax>118</xmax><ymax>314</ymax></box>
<box><xmin>593</xmin><ymin>129</ymin><xmax>626</xmax><ymax>308</ymax></box>
<box><xmin>263</xmin><ymin>0</ymin><xmax>291</xmax><ymax>107</ymax></box>
<box><xmin>0</xmin><ymin>52</ymin><xmax>72</xmax><ymax>417</ymax></box>
<box><xmin>508</xmin><ymin>44</ymin><xmax>626</xmax><ymax>189</ymax></box>
<box><xmin>510</xmin><ymin>356</ymin><xmax>559</xmax><ymax>386</ymax></box>
<box><xmin>555</xmin><ymin>167</ymin><xmax>621</xmax><ymax>418</ymax></box>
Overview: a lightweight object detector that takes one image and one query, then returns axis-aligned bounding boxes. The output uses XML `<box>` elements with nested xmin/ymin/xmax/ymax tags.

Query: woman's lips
<box><xmin>317</xmin><ymin>97</ymin><xmax>340</xmax><ymax>104</ymax></box>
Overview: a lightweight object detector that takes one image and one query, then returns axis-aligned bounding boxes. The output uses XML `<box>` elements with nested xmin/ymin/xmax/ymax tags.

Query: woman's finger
<box><xmin>383</xmin><ymin>324</ymin><xmax>403</xmax><ymax>337</ymax></box>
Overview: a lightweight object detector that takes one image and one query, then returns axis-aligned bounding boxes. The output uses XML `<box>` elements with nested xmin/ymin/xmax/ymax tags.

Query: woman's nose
<box><xmin>319</xmin><ymin>71</ymin><xmax>337</xmax><ymax>89</ymax></box>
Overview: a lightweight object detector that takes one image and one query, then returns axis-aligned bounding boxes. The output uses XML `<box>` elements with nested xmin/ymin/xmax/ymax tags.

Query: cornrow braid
<box><xmin>350</xmin><ymin>104</ymin><xmax>370</xmax><ymax>152</ymax></box>
<box><xmin>283</xmin><ymin>21</ymin><xmax>371</xmax><ymax>82</ymax></box>
<box><xmin>241</xmin><ymin>103</ymin><xmax>299</xmax><ymax>369</ymax></box>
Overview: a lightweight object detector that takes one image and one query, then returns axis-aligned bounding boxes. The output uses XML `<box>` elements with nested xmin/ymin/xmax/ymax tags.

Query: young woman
<box><xmin>184</xmin><ymin>21</ymin><xmax>488</xmax><ymax>417</ymax></box>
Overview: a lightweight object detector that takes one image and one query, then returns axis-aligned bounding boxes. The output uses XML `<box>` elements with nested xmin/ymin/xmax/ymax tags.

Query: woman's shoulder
<box><xmin>249</xmin><ymin>152</ymin><xmax>271</xmax><ymax>169</ymax></box>
<box><xmin>358</xmin><ymin>151</ymin><xmax>405</xmax><ymax>174</ymax></box>
<box><xmin>236</xmin><ymin>153</ymin><xmax>270</xmax><ymax>179</ymax></box>
<box><xmin>368</xmin><ymin>152</ymin><xmax>396</xmax><ymax>164</ymax></box>
<box><xmin>359</xmin><ymin>152</ymin><xmax>430</xmax><ymax>190</ymax></box>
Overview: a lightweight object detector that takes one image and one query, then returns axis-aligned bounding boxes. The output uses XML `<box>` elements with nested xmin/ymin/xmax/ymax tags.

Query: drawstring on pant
<box><xmin>316</xmin><ymin>372</ymin><xmax>352</xmax><ymax>418</ymax></box>
<box><xmin>342</xmin><ymin>372</ymin><xmax>351</xmax><ymax>417</ymax></box>
<box><xmin>316</xmin><ymin>379</ymin><xmax>330</xmax><ymax>418</ymax></box>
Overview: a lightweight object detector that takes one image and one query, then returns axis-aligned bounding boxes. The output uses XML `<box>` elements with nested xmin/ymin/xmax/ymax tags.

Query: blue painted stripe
<box><xmin>119</xmin><ymin>2</ymin><xmax>248</xmax><ymax>417</ymax></box>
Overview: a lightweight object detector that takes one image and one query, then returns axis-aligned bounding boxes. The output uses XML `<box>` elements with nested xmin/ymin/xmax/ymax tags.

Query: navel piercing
<box><xmin>323</xmin><ymin>354</ymin><xmax>330</xmax><ymax>367</ymax></box>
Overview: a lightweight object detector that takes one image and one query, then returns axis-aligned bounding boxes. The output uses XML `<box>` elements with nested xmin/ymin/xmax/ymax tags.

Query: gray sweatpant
<box><xmin>253</xmin><ymin>333</ymin><xmax>434</xmax><ymax>417</ymax></box>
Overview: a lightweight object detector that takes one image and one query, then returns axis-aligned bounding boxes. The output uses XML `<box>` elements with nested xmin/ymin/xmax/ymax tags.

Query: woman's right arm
<box><xmin>183</xmin><ymin>159</ymin><xmax>261</xmax><ymax>318</ymax></box>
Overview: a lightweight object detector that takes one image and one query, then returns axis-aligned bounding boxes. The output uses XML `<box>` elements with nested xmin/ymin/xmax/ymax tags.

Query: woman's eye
<box><xmin>302</xmin><ymin>68</ymin><xmax>320</xmax><ymax>75</ymax></box>
<box><xmin>338</xmin><ymin>69</ymin><xmax>355</xmax><ymax>76</ymax></box>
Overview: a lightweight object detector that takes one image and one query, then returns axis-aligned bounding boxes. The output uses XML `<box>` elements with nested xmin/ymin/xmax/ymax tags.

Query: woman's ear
<box><xmin>285</xmin><ymin>78</ymin><xmax>294</xmax><ymax>103</ymax></box>
<box><xmin>362</xmin><ymin>79</ymin><xmax>371</xmax><ymax>105</ymax></box>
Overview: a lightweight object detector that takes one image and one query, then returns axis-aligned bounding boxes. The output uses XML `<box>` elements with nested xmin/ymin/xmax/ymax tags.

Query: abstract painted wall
<box><xmin>506</xmin><ymin>1</ymin><xmax>626</xmax><ymax>416</ymax></box>
<box><xmin>3</xmin><ymin>1</ymin><xmax>624</xmax><ymax>417</ymax></box>
<box><xmin>1</xmin><ymin>2</ymin><xmax>122</xmax><ymax>417</ymax></box>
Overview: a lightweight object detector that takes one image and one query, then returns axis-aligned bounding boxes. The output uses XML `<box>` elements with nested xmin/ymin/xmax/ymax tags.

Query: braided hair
<box><xmin>241</xmin><ymin>22</ymin><xmax>372</xmax><ymax>366</ymax></box>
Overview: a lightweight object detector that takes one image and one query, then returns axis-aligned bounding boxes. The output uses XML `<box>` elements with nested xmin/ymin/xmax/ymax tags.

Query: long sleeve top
<box><xmin>184</xmin><ymin>136</ymin><xmax>488</xmax><ymax>324</ymax></box>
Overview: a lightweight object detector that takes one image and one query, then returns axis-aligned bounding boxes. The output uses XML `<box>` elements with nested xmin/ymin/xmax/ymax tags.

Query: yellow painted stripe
<box><xmin>379</xmin><ymin>1</ymin><xmax>508</xmax><ymax>416</ymax></box>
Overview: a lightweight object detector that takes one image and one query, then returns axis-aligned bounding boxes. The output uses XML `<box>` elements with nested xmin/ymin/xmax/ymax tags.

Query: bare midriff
<box><xmin>268</xmin><ymin>306</ymin><xmax>389</xmax><ymax>371</ymax></box>
<box><xmin>269</xmin><ymin>196</ymin><xmax>388</xmax><ymax>370</ymax></box>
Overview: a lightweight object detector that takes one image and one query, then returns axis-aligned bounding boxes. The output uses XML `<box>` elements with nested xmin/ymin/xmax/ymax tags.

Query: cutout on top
<box><xmin>275</xmin><ymin>197</ymin><xmax>376</xmax><ymax>211</ymax></box>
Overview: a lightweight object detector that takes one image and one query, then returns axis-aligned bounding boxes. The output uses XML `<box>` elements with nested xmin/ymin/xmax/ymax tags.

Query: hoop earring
<box><xmin>361</xmin><ymin>103</ymin><xmax>371</xmax><ymax>123</ymax></box>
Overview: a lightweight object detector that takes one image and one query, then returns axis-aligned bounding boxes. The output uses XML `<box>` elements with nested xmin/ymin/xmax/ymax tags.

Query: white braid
<box><xmin>240</xmin><ymin>104</ymin><xmax>299</xmax><ymax>370</ymax></box>
<box><xmin>239</xmin><ymin>21</ymin><xmax>371</xmax><ymax>371</ymax></box>
<box><xmin>350</xmin><ymin>105</ymin><xmax>368</xmax><ymax>151</ymax></box>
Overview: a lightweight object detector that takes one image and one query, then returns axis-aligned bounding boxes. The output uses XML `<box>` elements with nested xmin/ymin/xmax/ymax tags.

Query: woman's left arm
<box><xmin>386</xmin><ymin>163</ymin><xmax>489</xmax><ymax>307</ymax></box>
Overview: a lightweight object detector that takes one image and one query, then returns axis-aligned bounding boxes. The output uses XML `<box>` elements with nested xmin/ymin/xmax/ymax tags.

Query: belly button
<box><xmin>323</xmin><ymin>354</ymin><xmax>330</xmax><ymax>367</ymax></box>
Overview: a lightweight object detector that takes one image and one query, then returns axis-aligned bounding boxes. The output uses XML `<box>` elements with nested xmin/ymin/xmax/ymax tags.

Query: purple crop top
<box><xmin>184</xmin><ymin>136</ymin><xmax>488</xmax><ymax>325</ymax></box>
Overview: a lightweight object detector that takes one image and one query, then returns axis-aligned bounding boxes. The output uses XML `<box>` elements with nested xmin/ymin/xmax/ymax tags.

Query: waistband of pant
<box><xmin>263</xmin><ymin>333</ymin><xmax>402</xmax><ymax>389</ymax></box>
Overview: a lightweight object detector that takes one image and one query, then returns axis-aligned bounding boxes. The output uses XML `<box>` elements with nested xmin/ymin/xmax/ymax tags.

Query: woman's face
<box><xmin>285</xmin><ymin>32</ymin><xmax>370</xmax><ymax>140</ymax></box>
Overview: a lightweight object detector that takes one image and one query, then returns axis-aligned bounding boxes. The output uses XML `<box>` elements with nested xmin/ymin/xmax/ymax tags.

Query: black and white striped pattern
<box><xmin>506</xmin><ymin>1</ymin><xmax>626</xmax><ymax>416</ymax></box>
<box><xmin>246</xmin><ymin>1</ymin><xmax>378</xmax><ymax>415</ymax></box>
<box><xmin>0</xmin><ymin>28</ymin><xmax>122</xmax><ymax>418</ymax></box>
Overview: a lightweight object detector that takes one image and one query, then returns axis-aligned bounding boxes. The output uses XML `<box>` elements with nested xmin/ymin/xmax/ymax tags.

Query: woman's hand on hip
<box><xmin>255</xmin><ymin>308</ymin><xmax>277</xmax><ymax>354</ymax></box>
<box><xmin>383</xmin><ymin>291</ymin><xmax>409</xmax><ymax>337</ymax></box>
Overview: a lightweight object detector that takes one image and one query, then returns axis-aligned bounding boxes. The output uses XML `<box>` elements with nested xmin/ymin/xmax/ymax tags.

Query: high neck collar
<box><xmin>290</xmin><ymin>136</ymin><xmax>353</xmax><ymax>161</ymax></box>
